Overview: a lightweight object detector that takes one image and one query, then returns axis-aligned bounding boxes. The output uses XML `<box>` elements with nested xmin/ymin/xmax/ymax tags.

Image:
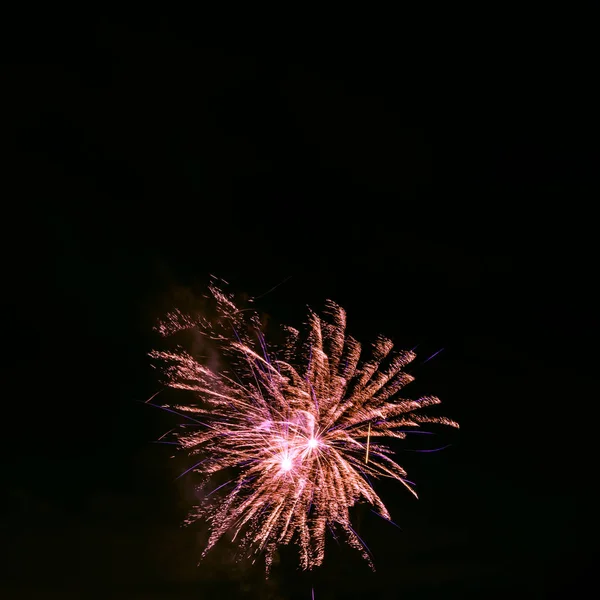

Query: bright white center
<box><xmin>281</xmin><ymin>457</ymin><xmax>293</xmax><ymax>471</ymax></box>
<box><xmin>307</xmin><ymin>438</ymin><xmax>319</xmax><ymax>449</ymax></box>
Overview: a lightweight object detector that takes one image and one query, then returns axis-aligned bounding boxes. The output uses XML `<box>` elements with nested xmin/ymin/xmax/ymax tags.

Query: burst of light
<box><xmin>150</xmin><ymin>284</ymin><xmax>458</xmax><ymax>572</ymax></box>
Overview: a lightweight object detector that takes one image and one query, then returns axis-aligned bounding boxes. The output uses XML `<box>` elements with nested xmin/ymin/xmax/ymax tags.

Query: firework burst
<box><xmin>150</xmin><ymin>284</ymin><xmax>458</xmax><ymax>572</ymax></box>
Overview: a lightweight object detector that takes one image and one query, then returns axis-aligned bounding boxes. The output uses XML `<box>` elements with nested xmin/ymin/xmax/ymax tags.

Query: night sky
<box><xmin>2</xmin><ymin>15</ymin><xmax>597</xmax><ymax>599</ymax></box>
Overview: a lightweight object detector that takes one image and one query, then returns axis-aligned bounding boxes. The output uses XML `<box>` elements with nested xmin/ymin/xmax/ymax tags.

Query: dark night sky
<box><xmin>2</xmin><ymin>13</ymin><xmax>598</xmax><ymax>599</ymax></box>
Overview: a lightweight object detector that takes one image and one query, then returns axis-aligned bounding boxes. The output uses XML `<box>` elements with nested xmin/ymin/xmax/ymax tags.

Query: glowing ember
<box><xmin>150</xmin><ymin>284</ymin><xmax>458</xmax><ymax>572</ymax></box>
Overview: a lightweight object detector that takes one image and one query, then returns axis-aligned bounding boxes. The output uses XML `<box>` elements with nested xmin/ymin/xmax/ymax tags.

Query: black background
<box><xmin>2</xmin><ymin>12</ymin><xmax>597</xmax><ymax>599</ymax></box>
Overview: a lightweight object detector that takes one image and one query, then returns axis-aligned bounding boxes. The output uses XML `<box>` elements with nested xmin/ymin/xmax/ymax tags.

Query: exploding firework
<box><xmin>149</xmin><ymin>284</ymin><xmax>458</xmax><ymax>572</ymax></box>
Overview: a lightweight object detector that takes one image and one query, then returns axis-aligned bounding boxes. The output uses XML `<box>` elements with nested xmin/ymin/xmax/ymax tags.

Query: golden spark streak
<box><xmin>365</xmin><ymin>421</ymin><xmax>371</xmax><ymax>464</ymax></box>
